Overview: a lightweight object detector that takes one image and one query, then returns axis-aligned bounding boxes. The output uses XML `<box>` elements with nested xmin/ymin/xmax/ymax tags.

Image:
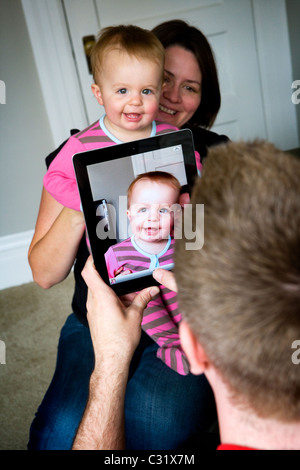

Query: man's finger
<box><xmin>82</xmin><ymin>255</ymin><xmax>112</xmax><ymax>296</ymax></box>
<box><xmin>130</xmin><ymin>286</ymin><xmax>160</xmax><ymax>314</ymax></box>
<box><xmin>152</xmin><ymin>269</ymin><xmax>178</xmax><ymax>292</ymax></box>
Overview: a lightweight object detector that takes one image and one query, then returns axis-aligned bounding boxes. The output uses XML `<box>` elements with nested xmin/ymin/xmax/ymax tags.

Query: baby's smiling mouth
<box><xmin>125</xmin><ymin>113</ymin><xmax>142</xmax><ymax>119</ymax></box>
<box><xmin>144</xmin><ymin>226</ymin><xmax>159</xmax><ymax>235</ymax></box>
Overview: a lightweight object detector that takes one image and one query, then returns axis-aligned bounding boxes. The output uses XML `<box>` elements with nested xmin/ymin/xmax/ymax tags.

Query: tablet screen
<box><xmin>73</xmin><ymin>129</ymin><xmax>198</xmax><ymax>295</ymax></box>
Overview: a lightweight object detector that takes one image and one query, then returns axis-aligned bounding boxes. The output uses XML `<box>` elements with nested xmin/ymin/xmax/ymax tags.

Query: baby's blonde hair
<box><xmin>90</xmin><ymin>24</ymin><xmax>165</xmax><ymax>84</ymax></box>
<box><xmin>127</xmin><ymin>171</ymin><xmax>181</xmax><ymax>208</ymax></box>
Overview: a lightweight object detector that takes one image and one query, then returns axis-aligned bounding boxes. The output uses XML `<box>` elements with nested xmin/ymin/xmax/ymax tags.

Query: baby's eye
<box><xmin>142</xmin><ymin>89</ymin><xmax>152</xmax><ymax>95</ymax></box>
<box><xmin>159</xmin><ymin>208</ymin><xmax>170</xmax><ymax>214</ymax></box>
<box><xmin>117</xmin><ymin>88</ymin><xmax>127</xmax><ymax>94</ymax></box>
<box><xmin>138</xmin><ymin>207</ymin><xmax>148</xmax><ymax>213</ymax></box>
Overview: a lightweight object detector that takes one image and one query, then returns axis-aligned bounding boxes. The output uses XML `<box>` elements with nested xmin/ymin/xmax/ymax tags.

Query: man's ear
<box><xmin>91</xmin><ymin>84</ymin><xmax>103</xmax><ymax>106</ymax></box>
<box><xmin>179</xmin><ymin>320</ymin><xmax>209</xmax><ymax>375</ymax></box>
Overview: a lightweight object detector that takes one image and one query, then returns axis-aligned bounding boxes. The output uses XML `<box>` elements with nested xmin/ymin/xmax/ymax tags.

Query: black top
<box><xmin>184</xmin><ymin>124</ymin><xmax>229</xmax><ymax>162</ymax></box>
<box><xmin>45</xmin><ymin>126</ymin><xmax>229</xmax><ymax>324</ymax></box>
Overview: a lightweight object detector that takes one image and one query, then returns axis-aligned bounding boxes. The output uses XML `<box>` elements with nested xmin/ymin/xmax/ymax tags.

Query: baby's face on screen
<box><xmin>127</xmin><ymin>179</ymin><xmax>179</xmax><ymax>244</ymax></box>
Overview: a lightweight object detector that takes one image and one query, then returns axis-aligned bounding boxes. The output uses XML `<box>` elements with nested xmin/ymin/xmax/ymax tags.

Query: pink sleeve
<box><xmin>43</xmin><ymin>136</ymin><xmax>83</xmax><ymax>211</ymax></box>
<box><xmin>195</xmin><ymin>151</ymin><xmax>202</xmax><ymax>174</ymax></box>
<box><xmin>104</xmin><ymin>246</ymin><xmax>120</xmax><ymax>279</ymax></box>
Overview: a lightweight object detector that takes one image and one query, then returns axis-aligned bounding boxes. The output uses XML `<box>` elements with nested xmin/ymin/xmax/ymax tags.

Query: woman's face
<box><xmin>157</xmin><ymin>45</ymin><xmax>202</xmax><ymax>128</ymax></box>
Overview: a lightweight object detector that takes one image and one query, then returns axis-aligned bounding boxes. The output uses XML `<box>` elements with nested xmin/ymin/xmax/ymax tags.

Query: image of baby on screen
<box><xmin>104</xmin><ymin>171</ymin><xmax>189</xmax><ymax>375</ymax></box>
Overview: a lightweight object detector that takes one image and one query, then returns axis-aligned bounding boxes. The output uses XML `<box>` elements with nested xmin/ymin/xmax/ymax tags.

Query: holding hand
<box><xmin>152</xmin><ymin>268</ymin><xmax>178</xmax><ymax>293</ymax></box>
<box><xmin>81</xmin><ymin>256</ymin><xmax>160</xmax><ymax>370</ymax></box>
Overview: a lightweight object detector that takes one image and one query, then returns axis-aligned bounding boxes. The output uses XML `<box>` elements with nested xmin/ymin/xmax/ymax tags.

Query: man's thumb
<box><xmin>131</xmin><ymin>286</ymin><xmax>160</xmax><ymax>312</ymax></box>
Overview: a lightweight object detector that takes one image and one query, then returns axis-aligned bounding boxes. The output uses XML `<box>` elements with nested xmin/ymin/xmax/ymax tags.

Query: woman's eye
<box><xmin>184</xmin><ymin>85</ymin><xmax>195</xmax><ymax>93</ymax></box>
<box><xmin>183</xmin><ymin>84</ymin><xmax>201</xmax><ymax>94</ymax></box>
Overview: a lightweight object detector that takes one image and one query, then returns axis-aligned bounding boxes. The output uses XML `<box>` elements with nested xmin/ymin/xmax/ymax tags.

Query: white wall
<box><xmin>0</xmin><ymin>0</ymin><xmax>54</xmax><ymax>288</ymax></box>
<box><xmin>286</xmin><ymin>0</ymin><xmax>300</xmax><ymax>145</ymax></box>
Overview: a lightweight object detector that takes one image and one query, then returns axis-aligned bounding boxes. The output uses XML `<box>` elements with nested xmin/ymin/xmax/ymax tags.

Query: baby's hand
<box><xmin>114</xmin><ymin>266</ymin><xmax>132</xmax><ymax>278</ymax></box>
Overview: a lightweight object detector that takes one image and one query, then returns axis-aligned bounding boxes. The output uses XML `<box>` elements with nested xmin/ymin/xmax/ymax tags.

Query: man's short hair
<box><xmin>175</xmin><ymin>140</ymin><xmax>300</xmax><ymax>422</ymax></box>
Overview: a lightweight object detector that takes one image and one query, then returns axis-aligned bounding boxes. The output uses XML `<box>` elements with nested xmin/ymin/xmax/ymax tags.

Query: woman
<box><xmin>154</xmin><ymin>19</ymin><xmax>228</xmax><ymax>160</ymax></box>
<box><xmin>28</xmin><ymin>20</ymin><xmax>228</xmax><ymax>450</ymax></box>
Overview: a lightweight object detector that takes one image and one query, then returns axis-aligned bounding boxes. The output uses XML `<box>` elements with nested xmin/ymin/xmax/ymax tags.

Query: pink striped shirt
<box><xmin>43</xmin><ymin>115</ymin><xmax>197</xmax><ymax>374</ymax></box>
<box><xmin>105</xmin><ymin>236</ymin><xmax>189</xmax><ymax>375</ymax></box>
<box><xmin>43</xmin><ymin>117</ymin><xmax>179</xmax><ymax>211</ymax></box>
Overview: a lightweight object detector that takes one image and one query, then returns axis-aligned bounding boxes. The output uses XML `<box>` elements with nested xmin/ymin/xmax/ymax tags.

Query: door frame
<box><xmin>21</xmin><ymin>0</ymin><xmax>299</xmax><ymax>150</ymax></box>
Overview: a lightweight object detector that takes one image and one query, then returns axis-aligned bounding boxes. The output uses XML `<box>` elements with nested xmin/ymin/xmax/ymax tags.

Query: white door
<box><xmin>63</xmin><ymin>0</ymin><xmax>267</xmax><ymax>142</ymax></box>
<box><xmin>131</xmin><ymin>146</ymin><xmax>187</xmax><ymax>186</ymax></box>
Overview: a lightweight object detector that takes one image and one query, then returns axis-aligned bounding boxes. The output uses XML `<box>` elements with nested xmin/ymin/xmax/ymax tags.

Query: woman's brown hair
<box><xmin>152</xmin><ymin>19</ymin><xmax>221</xmax><ymax>128</ymax></box>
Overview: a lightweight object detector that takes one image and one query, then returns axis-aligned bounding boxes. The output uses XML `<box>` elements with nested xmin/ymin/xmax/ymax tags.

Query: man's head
<box><xmin>175</xmin><ymin>140</ymin><xmax>300</xmax><ymax>422</ymax></box>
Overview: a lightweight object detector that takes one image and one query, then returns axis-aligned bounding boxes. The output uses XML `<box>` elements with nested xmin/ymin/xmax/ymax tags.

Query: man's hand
<box><xmin>152</xmin><ymin>268</ymin><xmax>178</xmax><ymax>293</ymax></box>
<box><xmin>81</xmin><ymin>256</ymin><xmax>160</xmax><ymax>370</ymax></box>
<box><xmin>73</xmin><ymin>256</ymin><xmax>159</xmax><ymax>450</ymax></box>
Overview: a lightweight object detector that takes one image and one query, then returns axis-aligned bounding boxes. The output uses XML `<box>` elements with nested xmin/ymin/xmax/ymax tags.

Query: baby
<box><xmin>43</xmin><ymin>24</ymin><xmax>179</xmax><ymax>211</ymax></box>
<box><xmin>105</xmin><ymin>171</ymin><xmax>189</xmax><ymax>375</ymax></box>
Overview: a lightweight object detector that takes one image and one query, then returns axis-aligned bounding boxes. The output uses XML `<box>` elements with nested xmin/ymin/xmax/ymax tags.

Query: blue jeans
<box><xmin>28</xmin><ymin>314</ymin><xmax>217</xmax><ymax>450</ymax></box>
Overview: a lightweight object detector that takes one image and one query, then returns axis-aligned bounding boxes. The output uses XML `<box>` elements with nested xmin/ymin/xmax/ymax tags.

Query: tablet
<box><xmin>73</xmin><ymin>129</ymin><xmax>198</xmax><ymax>295</ymax></box>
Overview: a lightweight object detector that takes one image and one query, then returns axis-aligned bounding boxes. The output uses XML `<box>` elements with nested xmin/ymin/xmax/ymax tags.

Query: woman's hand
<box><xmin>28</xmin><ymin>188</ymin><xmax>85</xmax><ymax>288</ymax></box>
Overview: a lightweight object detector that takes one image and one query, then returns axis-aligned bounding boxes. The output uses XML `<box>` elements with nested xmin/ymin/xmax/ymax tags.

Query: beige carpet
<box><xmin>0</xmin><ymin>274</ymin><xmax>74</xmax><ymax>450</ymax></box>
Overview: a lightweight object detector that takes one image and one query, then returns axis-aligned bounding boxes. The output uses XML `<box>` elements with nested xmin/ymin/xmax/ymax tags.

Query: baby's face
<box><xmin>93</xmin><ymin>50</ymin><xmax>162</xmax><ymax>141</ymax></box>
<box><xmin>127</xmin><ymin>179</ymin><xmax>179</xmax><ymax>244</ymax></box>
